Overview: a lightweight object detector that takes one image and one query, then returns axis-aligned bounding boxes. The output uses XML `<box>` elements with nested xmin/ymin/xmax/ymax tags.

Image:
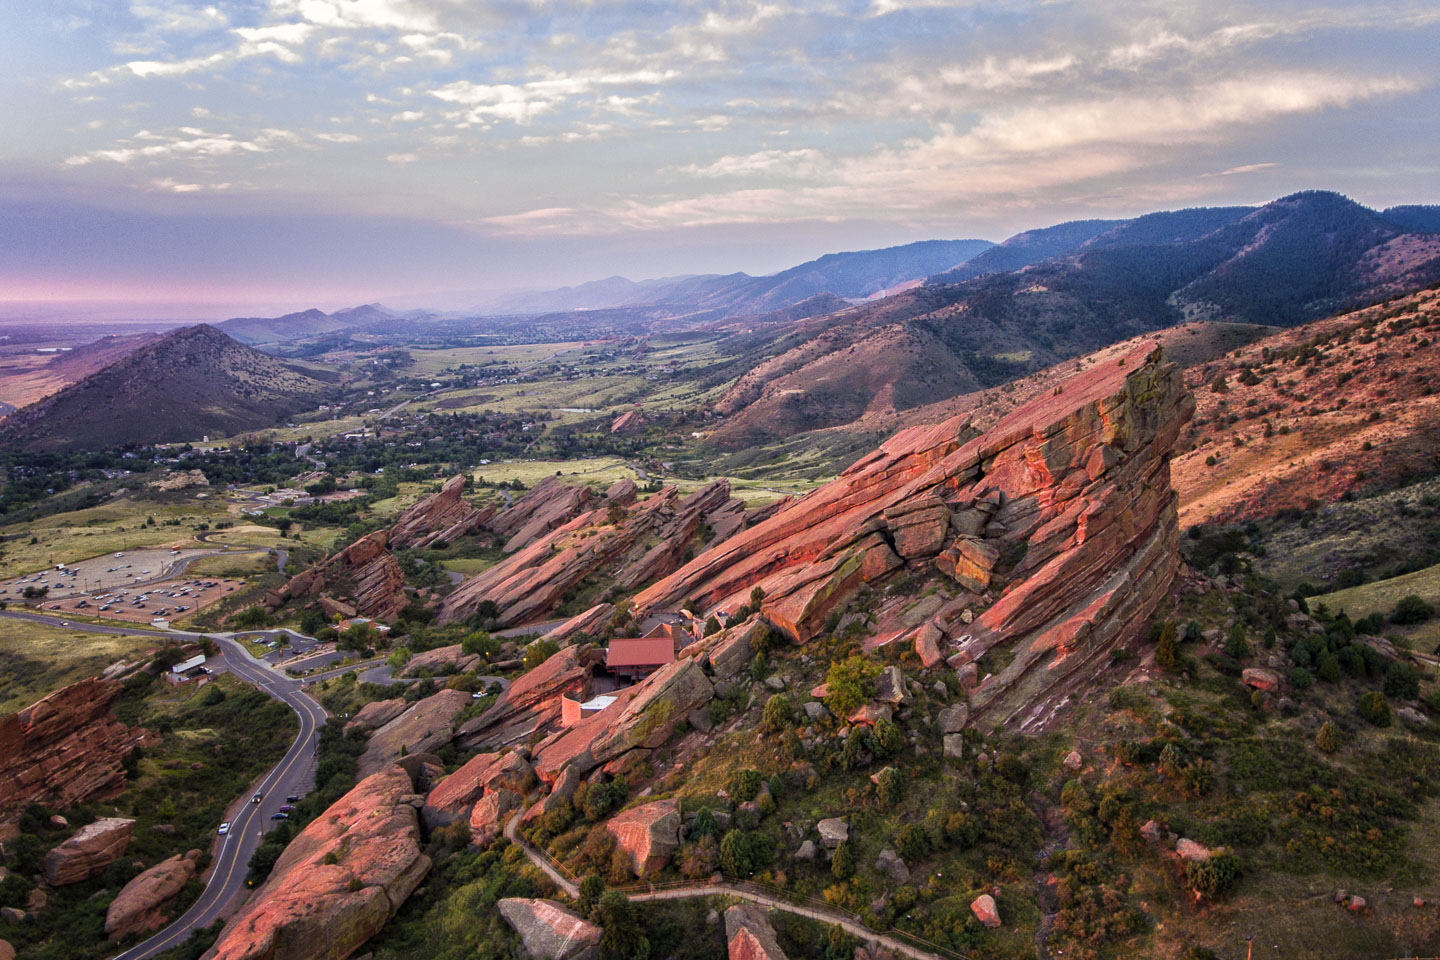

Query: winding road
<box><xmin>0</xmin><ymin>610</ymin><xmax>335</xmax><ymax>960</ymax></box>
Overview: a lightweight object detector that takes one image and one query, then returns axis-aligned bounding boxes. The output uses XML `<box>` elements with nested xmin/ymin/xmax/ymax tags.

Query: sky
<box><xmin>0</xmin><ymin>0</ymin><xmax>1437</xmax><ymax>317</ymax></box>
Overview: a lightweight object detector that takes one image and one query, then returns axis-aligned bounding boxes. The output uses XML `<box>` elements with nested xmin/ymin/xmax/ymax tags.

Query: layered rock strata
<box><xmin>0</xmin><ymin>679</ymin><xmax>149</xmax><ymax>827</ymax></box>
<box><xmin>632</xmin><ymin>342</ymin><xmax>1194</xmax><ymax>728</ymax></box>
<box><xmin>356</xmin><ymin>688</ymin><xmax>475</xmax><ymax>777</ymax></box>
<box><xmin>203</xmin><ymin>765</ymin><xmax>431</xmax><ymax>960</ymax></box>
<box><xmin>388</xmin><ymin>474</ymin><xmax>493</xmax><ymax>550</ymax></box>
<box><xmin>440</xmin><ymin>479</ymin><xmax>746</xmax><ymax>627</ymax></box>
<box><xmin>268</xmin><ymin>530</ymin><xmax>407</xmax><ymax>622</ymax></box>
<box><xmin>43</xmin><ymin>817</ymin><xmax>135</xmax><ymax>886</ymax></box>
<box><xmin>455</xmin><ymin>646</ymin><xmax>601</xmax><ymax>752</ymax></box>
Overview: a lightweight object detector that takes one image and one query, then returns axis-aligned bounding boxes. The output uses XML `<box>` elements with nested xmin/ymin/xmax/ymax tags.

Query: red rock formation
<box><xmin>0</xmin><ymin>678</ymin><xmax>150</xmax><ymax>828</ymax></box>
<box><xmin>388</xmin><ymin>475</ymin><xmax>493</xmax><ymax>550</ymax></box>
<box><xmin>455</xmin><ymin>646</ymin><xmax>601</xmax><ymax>752</ymax></box>
<box><xmin>610</xmin><ymin>409</ymin><xmax>646</xmax><ymax>434</ymax></box>
<box><xmin>105</xmin><ymin>851</ymin><xmax>199</xmax><ymax>939</ymax></box>
<box><xmin>422</xmin><ymin>750</ymin><xmax>534</xmax><ymax>831</ymax></box>
<box><xmin>606</xmin><ymin>800</ymin><xmax>680</xmax><ymax>877</ymax></box>
<box><xmin>488</xmin><ymin>475</ymin><xmax>602</xmax><ymax>553</ymax></box>
<box><xmin>497</xmin><ymin>899</ymin><xmax>602</xmax><ymax>960</ymax></box>
<box><xmin>725</xmin><ymin>904</ymin><xmax>788</xmax><ymax>960</ymax></box>
<box><xmin>268</xmin><ymin>530</ymin><xmax>407</xmax><ymax>622</ymax></box>
<box><xmin>357</xmin><ymin>689</ymin><xmax>475</xmax><ymax>777</ymax></box>
<box><xmin>632</xmin><ymin>342</ymin><xmax>1193</xmax><ymax>729</ymax></box>
<box><xmin>440</xmin><ymin>479</ymin><xmax>746</xmax><ymax>628</ymax></box>
<box><xmin>204</xmin><ymin>766</ymin><xmax>430</xmax><ymax>960</ymax></box>
<box><xmin>43</xmin><ymin>818</ymin><xmax>134</xmax><ymax>886</ymax></box>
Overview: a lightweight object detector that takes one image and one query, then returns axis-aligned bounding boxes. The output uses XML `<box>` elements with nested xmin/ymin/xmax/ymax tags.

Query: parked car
<box><xmin>279</xmin><ymin>804</ymin><xmax>293</xmax><ymax>813</ymax></box>
<box><xmin>286</xmin><ymin>795</ymin><xmax>300</xmax><ymax>803</ymax></box>
<box><xmin>270</xmin><ymin>812</ymin><xmax>289</xmax><ymax>820</ymax></box>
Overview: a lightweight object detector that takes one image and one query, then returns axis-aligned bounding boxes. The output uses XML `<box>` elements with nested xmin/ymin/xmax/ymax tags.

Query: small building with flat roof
<box><xmin>605</xmin><ymin>637</ymin><xmax>675</xmax><ymax>682</ymax></box>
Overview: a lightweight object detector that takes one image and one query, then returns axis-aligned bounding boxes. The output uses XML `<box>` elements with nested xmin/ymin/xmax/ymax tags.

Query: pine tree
<box><xmin>831</xmin><ymin>839</ymin><xmax>855</xmax><ymax>880</ymax></box>
<box><xmin>1224</xmin><ymin>623</ymin><xmax>1249</xmax><ymax>660</ymax></box>
<box><xmin>1315</xmin><ymin>721</ymin><xmax>1339</xmax><ymax>753</ymax></box>
<box><xmin>1155</xmin><ymin>621</ymin><xmax>1181</xmax><ymax>671</ymax></box>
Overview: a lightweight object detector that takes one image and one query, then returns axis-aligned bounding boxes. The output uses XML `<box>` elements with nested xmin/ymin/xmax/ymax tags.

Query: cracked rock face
<box><xmin>632</xmin><ymin>342</ymin><xmax>1193</xmax><ymax>730</ymax></box>
<box><xmin>204</xmin><ymin>765</ymin><xmax>431</xmax><ymax>960</ymax></box>
<box><xmin>42</xmin><ymin>817</ymin><xmax>134</xmax><ymax>886</ymax></box>
<box><xmin>0</xmin><ymin>678</ymin><xmax>150</xmax><ymax>828</ymax></box>
<box><xmin>388</xmin><ymin>474</ymin><xmax>492</xmax><ymax>551</ymax></box>
<box><xmin>498</xmin><ymin>899</ymin><xmax>602</xmax><ymax>960</ymax></box>
<box><xmin>725</xmin><ymin>904</ymin><xmax>789</xmax><ymax>960</ymax></box>
<box><xmin>606</xmin><ymin>800</ymin><xmax>681</xmax><ymax>877</ymax></box>
<box><xmin>268</xmin><ymin>529</ymin><xmax>407</xmax><ymax>622</ymax></box>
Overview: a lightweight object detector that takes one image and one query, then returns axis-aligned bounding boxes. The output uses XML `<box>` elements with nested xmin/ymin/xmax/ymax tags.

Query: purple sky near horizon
<box><xmin>1</xmin><ymin>0</ymin><xmax>1437</xmax><ymax>318</ymax></box>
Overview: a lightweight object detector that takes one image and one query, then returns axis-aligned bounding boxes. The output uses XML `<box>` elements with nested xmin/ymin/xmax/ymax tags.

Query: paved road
<box><xmin>109</xmin><ymin>634</ymin><xmax>329</xmax><ymax>960</ymax></box>
<box><xmin>0</xmin><ymin>611</ymin><xmax>332</xmax><ymax>960</ymax></box>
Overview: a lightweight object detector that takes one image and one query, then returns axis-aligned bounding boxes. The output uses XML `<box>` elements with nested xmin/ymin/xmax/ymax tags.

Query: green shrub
<box><xmin>1315</xmin><ymin>721</ymin><xmax>1339</xmax><ymax>753</ymax></box>
<box><xmin>830</xmin><ymin>839</ymin><xmax>855</xmax><ymax>880</ymax></box>
<box><xmin>1358</xmin><ymin>691</ymin><xmax>1391</xmax><ymax>727</ymax></box>
<box><xmin>726</xmin><ymin>769</ymin><xmax>764</xmax><ymax>803</ymax></box>
<box><xmin>824</xmin><ymin>655</ymin><xmax>879</xmax><ymax>716</ymax></box>
<box><xmin>1289</xmin><ymin>667</ymin><xmax>1314</xmax><ymax>689</ymax></box>
<box><xmin>1185</xmin><ymin>851</ymin><xmax>1241</xmax><ymax>898</ymax></box>
<box><xmin>1392</xmin><ymin>595</ymin><xmax>1434</xmax><ymax>625</ymax></box>
<box><xmin>1383</xmin><ymin>661</ymin><xmax>1420</xmax><ymax>700</ymax></box>
<box><xmin>762</xmin><ymin>694</ymin><xmax>792</xmax><ymax>732</ymax></box>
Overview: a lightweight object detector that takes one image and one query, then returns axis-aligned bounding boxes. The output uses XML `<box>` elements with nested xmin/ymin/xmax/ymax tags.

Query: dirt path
<box><xmin>1030</xmin><ymin>794</ymin><xmax>1068</xmax><ymax>960</ymax></box>
<box><xmin>503</xmin><ymin>806</ymin><xmax>969</xmax><ymax>960</ymax></box>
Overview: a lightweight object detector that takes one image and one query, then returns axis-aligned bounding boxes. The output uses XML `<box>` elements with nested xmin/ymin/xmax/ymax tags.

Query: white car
<box><xmin>218</xmin><ymin>822</ymin><xmax>230</xmax><ymax>835</ymax></box>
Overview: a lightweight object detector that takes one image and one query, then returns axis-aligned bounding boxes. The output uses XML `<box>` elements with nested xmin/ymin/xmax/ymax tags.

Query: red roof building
<box><xmin>605</xmin><ymin>637</ymin><xmax>676</xmax><ymax>681</ymax></box>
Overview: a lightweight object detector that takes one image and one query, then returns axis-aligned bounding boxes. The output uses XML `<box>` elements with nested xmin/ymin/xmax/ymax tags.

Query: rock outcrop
<box><xmin>0</xmin><ymin>678</ymin><xmax>150</xmax><ymax>827</ymax></box>
<box><xmin>43</xmin><ymin>817</ymin><xmax>134</xmax><ymax>886</ymax></box>
<box><xmin>204</xmin><ymin>765</ymin><xmax>431</xmax><ymax>960</ymax></box>
<box><xmin>422</xmin><ymin>750</ymin><xmax>535</xmax><ymax>833</ymax></box>
<box><xmin>610</xmin><ymin>410</ymin><xmax>646</xmax><ymax>434</ymax></box>
<box><xmin>357</xmin><ymin>689</ymin><xmax>475</xmax><ymax>777</ymax></box>
<box><xmin>440</xmin><ymin>478</ymin><xmax>746</xmax><ymax>627</ymax></box>
<box><xmin>633</xmin><ymin>342</ymin><xmax>1194</xmax><ymax>729</ymax></box>
<box><xmin>530</xmin><ymin>658</ymin><xmax>713</xmax><ymax>783</ymax></box>
<box><xmin>456</xmin><ymin>646</ymin><xmax>601</xmax><ymax>752</ymax></box>
<box><xmin>389</xmin><ymin>475</ymin><xmax>493</xmax><ymax>550</ymax></box>
<box><xmin>268</xmin><ymin>530</ymin><xmax>407</xmax><ymax>622</ymax></box>
<box><xmin>497</xmin><ymin>898</ymin><xmax>602</xmax><ymax>960</ymax></box>
<box><xmin>105</xmin><ymin>851</ymin><xmax>199</xmax><ymax>939</ymax></box>
<box><xmin>725</xmin><ymin>904</ymin><xmax>788</xmax><ymax>960</ymax></box>
<box><xmin>606</xmin><ymin>800</ymin><xmax>680</xmax><ymax>877</ymax></box>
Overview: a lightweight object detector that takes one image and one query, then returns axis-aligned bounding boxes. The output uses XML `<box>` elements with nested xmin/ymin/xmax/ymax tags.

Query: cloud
<box><xmin>679</xmin><ymin>148</ymin><xmax>826</xmax><ymax>178</ymax></box>
<box><xmin>64</xmin><ymin>127</ymin><xmax>301</xmax><ymax>166</ymax></box>
<box><xmin>1205</xmin><ymin>162</ymin><xmax>1280</xmax><ymax>177</ymax></box>
<box><xmin>430</xmin><ymin>68</ymin><xmax>676</xmax><ymax>126</ymax></box>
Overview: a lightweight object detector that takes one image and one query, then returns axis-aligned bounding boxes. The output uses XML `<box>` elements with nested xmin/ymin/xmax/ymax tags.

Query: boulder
<box><xmin>423</xmin><ymin>751</ymin><xmax>534</xmax><ymax>830</ymax></box>
<box><xmin>1242</xmin><ymin>668</ymin><xmax>1281</xmax><ymax>692</ymax></box>
<box><xmin>816</xmin><ymin>818</ymin><xmax>848</xmax><ymax>849</ymax></box>
<box><xmin>469</xmin><ymin>789</ymin><xmax>521</xmax><ymax>847</ymax></box>
<box><xmin>971</xmin><ymin>893</ymin><xmax>1001</xmax><ymax>928</ymax></box>
<box><xmin>875</xmin><ymin>666</ymin><xmax>908</xmax><ymax>704</ymax></box>
<box><xmin>955</xmin><ymin>662</ymin><xmax>978</xmax><ymax>691</ymax></box>
<box><xmin>606</xmin><ymin>800</ymin><xmax>681</xmax><ymax>877</ymax></box>
<box><xmin>0</xmin><ymin>910</ymin><xmax>22</xmax><ymax>925</ymax></box>
<box><xmin>104</xmin><ymin>853</ymin><xmax>197</xmax><ymax>940</ymax></box>
<box><xmin>724</xmin><ymin>903</ymin><xmax>788</xmax><ymax>960</ymax></box>
<box><xmin>1063</xmin><ymin>750</ymin><xmax>1083</xmax><ymax>771</ymax></box>
<box><xmin>914</xmin><ymin>623</ymin><xmax>943</xmax><ymax>668</ymax></box>
<box><xmin>936</xmin><ymin>537</ymin><xmax>1000</xmax><ymax>593</ymax></box>
<box><xmin>0</xmin><ymin>939</ymin><xmax>13</xmax><ymax>960</ymax></box>
<box><xmin>0</xmin><ymin>679</ymin><xmax>149</xmax><ymax>827</ymax></box>
<box><xmin>942</xmin><ymin>734</ymin><xmax>966</xmax><ymax>758</ymax></box>
<box><xmin>794</xmin><ymin>840</ymin><xmax>817</xmax><ymax>862</ymax></box>
<box><xmin>399</xmin><ymin>645</ymin><xmax>484</xmax><ymax>678</ymax></box>
<box><xmin>1346</xmin><ymin>895</ymin><xmax>1367</xmax><ymax>913</ymax></box>
<box><xmin>205</xmin><ymin>766</ymin><xmax>431</xmax><ymax>960</ymax></box>
<box><xmin>1139</xmin><ymin>820</ymin><xmax>1163</xmax><ymax>844</ymax></box>
<box><xmin>937</xmin><ymin>704</ymin><xmax>968</xmax><ymax>734</ymax></box>
<box><xmin>875</xmin><ymin>848</ymin><xmax>910</xmax><ymax>884</ymax></box>
<box><xmin>1176</xmin><ymin>838</ymin><xmax>1212</xmax><ymax>862</ymax></box>
<box><xmin>1396</xmin><ymin>706</ymin><xmax>1429</xmax><ymax>728</ymax></box>
<box><xmin>885</xmin><ymin>496</ymin><xmax>950</xmax><ymax>559</ymax></box>
<box><xmin>43</xmin><ymin>818</ymin><xmax>134</xmax><ymax>886</ymax></box>
<box><xmin>498</xmin><ymin>898</ymin><xmax>602</xmax><ymax>960</ymax></box>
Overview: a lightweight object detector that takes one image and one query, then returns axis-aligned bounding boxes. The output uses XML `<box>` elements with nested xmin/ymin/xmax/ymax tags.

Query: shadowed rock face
<box><xmin>439</xmin><ymin>478</ymin><xmax>745</xmax><ymax>628</ymax></box>
<box><xmin>389</xmin><ymin>474</ymin><xmax>494</xmax><ymax>550</ymax></box>
<box><xmin>455</xmin><ymin>645</ymin><xmax>601</xmax><ymax>753</ymax></box>
<box><xmin>356</xmin><ymin>689</ymin><xmax>475</xmax><ymax>777</ymax></box>
<box><xmin>0</xmin><ymin>678</ymin><xmax>149</xmax><ymax>828</ymax></box>
<box><xmin>268</xmin><ymin>529</ymin><xmax>407</xmax><ymax>621</ymax></box>
<box><xmin>632</xmin><ymin>341</ymin><xmax>1194</xmax><ymax>729</ymax></box>
<box><xmin>203</xmin><ymin>765</ymin><xmax>430</xmax><ymax>960</ymax></box>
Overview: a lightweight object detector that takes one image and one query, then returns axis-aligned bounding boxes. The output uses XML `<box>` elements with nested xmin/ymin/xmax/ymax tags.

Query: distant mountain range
<box><xmin>704</xmin><ymin>191</ymin><xmax>1440</xmax><ymax>447</ymax></box>
<box><xmin>468</xmin><ymin>238</ymin><xmax>995</xmax><ymax>316</ymax></box>
<box><xmin>0</xmin><ymin>324</ymin><xmax>336</xmax><ymax>451</ymax></box>
<box><xmin>218</xmin><ymin>303</ymin><xmax>400</xmax><ymax>345</ymax></box>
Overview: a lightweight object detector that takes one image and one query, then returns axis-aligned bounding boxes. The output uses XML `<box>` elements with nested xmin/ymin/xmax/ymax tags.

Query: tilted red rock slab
<box><xmin>203</xmin><ymin>765</ymin><xmax>430</xmax><ymax>960</ymax></box>
<box><xmin>269</xmin><ymin>529</ymin><xmax>407</xmax><ymax>622</ymax></box>
<box><xmin>0</xmin><ymin>677</ymin><xmax>150</xmax><ymax>827</ymax></box>
<box><xmin>631</xmin><ymin>342</ymin><xmax>1193</xmax><ymax>727</ymax></box>
<box><xmin>388</xmin><ymin>474</ymin><xmax>492</xmax><ymax>550</ymax></box>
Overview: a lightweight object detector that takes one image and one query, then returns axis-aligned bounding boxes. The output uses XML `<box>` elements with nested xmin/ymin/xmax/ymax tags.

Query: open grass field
<box><xmin>1315</xmin><ymin>561</ymin><xmax>1440</xmax><ymax>651</ymax></box>
<box><xmin>406</xmin><ymin>340</ymin><xmax>589</xmax><ymax>376</ymax></box>
<box><xmin>0</xmin><ymin>617</ymin><xmax>160</xmax><ymax>713</ymax></box>
<box><xmin>473</xmin><ymin>457</ymin><xmax>638</xmax><ymax>488</ymax></box>
<box><xmin>183</xmin><ymin>551</ymin><xmax>274</xmax><ymax>578</ymax></box>
<box><xmin>0</xmin><ymin>495</ymin><xmax>232</xmax><ymax>577</ymax></box>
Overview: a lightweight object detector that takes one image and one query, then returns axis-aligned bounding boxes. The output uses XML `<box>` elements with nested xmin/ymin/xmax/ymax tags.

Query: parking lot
<box><xmin>0</xmin><ymin>547</ymin><xmax>213</xmax><ymax>601</ymax></box>
<box><xmin>40</xmin><ymin>577</ymin><xmax>247</xmax><ymax>624</ymax></box>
